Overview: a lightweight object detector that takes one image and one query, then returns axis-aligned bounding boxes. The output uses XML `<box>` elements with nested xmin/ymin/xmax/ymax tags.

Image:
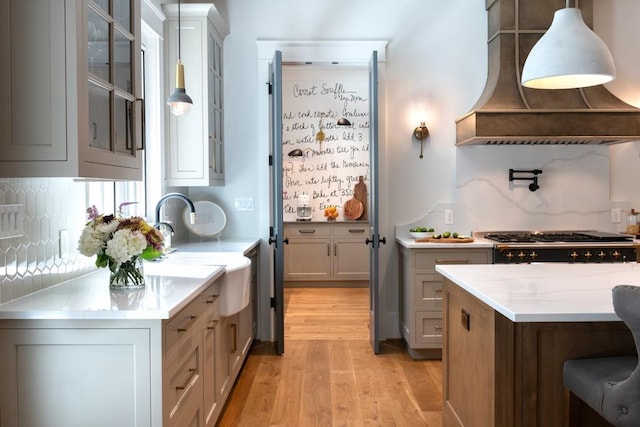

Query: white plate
<box><xmin>183</xmin><ymin>201</ymin><xmax>227</xmax><ymax>237</ymax></box>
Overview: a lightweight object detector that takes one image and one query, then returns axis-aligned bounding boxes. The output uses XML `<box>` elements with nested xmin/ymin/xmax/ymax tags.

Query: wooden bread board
<box><xmin>415</xmin><ymin>237</ymin><xmax>475</xmax><ymax>243</ymax></box>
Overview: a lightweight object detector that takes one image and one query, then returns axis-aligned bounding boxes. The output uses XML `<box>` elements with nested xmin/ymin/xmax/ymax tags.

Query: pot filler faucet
<box><xmin>154</xmin><ymin>193</ymin><xmax>197</xmax><ymax>235</ymax></box>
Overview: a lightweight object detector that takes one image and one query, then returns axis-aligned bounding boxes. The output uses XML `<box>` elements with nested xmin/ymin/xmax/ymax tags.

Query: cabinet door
<box><xmin>0</xmin><ymin>328</ymin><xmax>152</xmax><ymax>427</ymax></box>
<box><xmin>284</xmin><ymin>237</ymin><xmax>332</xmax><ymax>281</ymax></box>
<box><xmin>203</xmin><ymin>314</ymin><xmax>220</xmax><ymax>427</ymax></box>
<box><xmin>0</xmin><ymin>0</ymin><xmax>142</xmax><ymax>180</ymax></box>
<box><xmin>227</xmin><ymin>313</ymin><xmax>242</xmax><ymax>377</ymax></box>
<box><xmin>165</xmin><ymin>4</ymin><xmax>227</xmax><ymax>187</ymax></box>
<box><xmin>333</xmin><ymin>238</ymin><xmax>369</xmax><ymax>280</ymax></box>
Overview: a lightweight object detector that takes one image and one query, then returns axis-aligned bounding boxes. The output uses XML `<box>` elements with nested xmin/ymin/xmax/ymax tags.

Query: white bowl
<box><xmin>409</xmin><ymin>231</ymin><xmax>433</xmax><ymax>239</ymax></box>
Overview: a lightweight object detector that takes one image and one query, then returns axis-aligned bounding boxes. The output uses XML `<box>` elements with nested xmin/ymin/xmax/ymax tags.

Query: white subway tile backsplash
<box><xmin>0</xmin><ymin>178</ymin><xmax>94</xmax><ymax>303</ymax></box>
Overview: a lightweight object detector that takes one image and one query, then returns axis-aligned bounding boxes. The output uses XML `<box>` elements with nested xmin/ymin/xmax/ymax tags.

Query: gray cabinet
<box><xmin>163</xmin><ymin>4</ymin><xmax>228</xmax><ymax>187</ymax></box>
<box><xmin>284</xmin><ymin>223</ymin><xmax>369</xmax><ymax>284</ymax></box>
<box><xmin>399</xmin><ymin>246</ymin><xmax>491</xmax><ymax>359</ymax></box>
<box><xmin>0</xmin><ymin>0</ymin><xmax>143</xmax><ymax>180</ymax></box>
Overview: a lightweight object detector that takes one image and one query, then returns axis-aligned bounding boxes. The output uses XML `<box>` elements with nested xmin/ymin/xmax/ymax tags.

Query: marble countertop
<box><xmin>0</xmin><ymin>239</ymin><xmax>261</xmax><ymax>321</ymax></box>
<box><xmin>396</xmin><ymin>236</ymin><xmax>495</xmax><ymax>249</ymax></box>
<box><xmin>0</xmin><ymin>266</ymin><xmax>225</xmax><ymax>320</ymax></box>
<box><xmin>435</xmin><ymin>263</ymin><xmax>640</xmax><ymax>322</ymax></box>
<box><xmin>174</xmin><ymin>239</ymin><xmax>260</xmax><ymax>255</ymax></box>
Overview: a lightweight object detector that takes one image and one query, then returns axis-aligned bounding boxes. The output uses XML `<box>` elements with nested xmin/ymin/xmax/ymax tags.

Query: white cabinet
<box><xmin>0</xmin><ymin>0</ymin><xmax>143</xmax><ymax>180</ymax></box>
<box><xmin>284</xmin><ymin>223</ymin><xmax>369</xmax><ymax>284</ymax></box>
<box><xmin>398</xmin><ymin>246</ymin><xmax>491</xmax><ymax>359</ymax></box>
<box><xmin>0</xmin><ymin>280</ymin><xmax>227</xmax><ymax>427</ymax></box>
<box><xmin>0</xmin><ymin>327</ymin><xmax>153</xmax><ymax>427</ymax></box>
<box><xmin>163</xmin><ymin>4</ymin><xmax>228</xmax><ymax>187</ymax></box>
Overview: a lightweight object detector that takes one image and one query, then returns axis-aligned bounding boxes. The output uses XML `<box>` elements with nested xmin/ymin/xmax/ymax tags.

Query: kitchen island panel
<box><xmin>442</xmin><ymin>277</ymin><xmax>636</xmax><ymax>427</ymax></box>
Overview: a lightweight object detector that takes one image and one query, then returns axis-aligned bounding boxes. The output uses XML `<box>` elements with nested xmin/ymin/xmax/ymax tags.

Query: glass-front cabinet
<box><xmin>0</xmin><ymin>0</ymin><xmax>142</xmax><ymax>180</ymax></box>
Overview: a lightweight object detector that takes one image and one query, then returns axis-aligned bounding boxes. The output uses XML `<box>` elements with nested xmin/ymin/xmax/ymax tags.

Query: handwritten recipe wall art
<box><xmin>282</xmin><ymin>66</ymin><xmax>370</xmax><ymax>221</ymax></box>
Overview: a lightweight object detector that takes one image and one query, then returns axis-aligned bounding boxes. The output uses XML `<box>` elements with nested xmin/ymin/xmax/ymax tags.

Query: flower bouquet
<box><xmin>78</xmin><ymin>205</ymin><xmax>164</xmax><ymax>288</ymax></box>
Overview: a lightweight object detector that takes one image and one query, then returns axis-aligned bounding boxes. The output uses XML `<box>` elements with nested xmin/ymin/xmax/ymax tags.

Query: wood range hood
<box><xmin>456</xmin><ymin>0</ymin><xmax>640</xmax><ymax>146</ymax></box>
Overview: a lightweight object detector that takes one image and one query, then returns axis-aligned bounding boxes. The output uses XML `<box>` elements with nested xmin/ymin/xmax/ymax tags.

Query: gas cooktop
<box><xmin>483</xmin><ymin>231</ymin><xmax>633</xmax><ymax>244</ymax></box>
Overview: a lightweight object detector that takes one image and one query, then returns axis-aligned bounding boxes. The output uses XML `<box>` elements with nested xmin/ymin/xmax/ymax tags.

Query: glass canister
<box><xmin>626</xmin><ymin>209</ymin><xmax>639</xmax><ymax>235</ymax></box>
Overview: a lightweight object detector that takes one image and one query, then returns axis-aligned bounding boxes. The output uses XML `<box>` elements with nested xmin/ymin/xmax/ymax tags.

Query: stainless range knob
<box><xmin>584</xmin><ymin>251</ymin><xmax>593</xmax><ymax>261</ymax></box>
<box><xmin>570</xmin><ymin>251</ymin><xmax>579</xmax><ymax>262</ymax></box>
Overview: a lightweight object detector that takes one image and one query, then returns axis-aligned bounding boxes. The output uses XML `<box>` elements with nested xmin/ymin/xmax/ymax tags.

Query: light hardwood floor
<box><xmin>217</xmin><ymin>287</ymin><xmax>443</xmax><ymax>426</ymax></box>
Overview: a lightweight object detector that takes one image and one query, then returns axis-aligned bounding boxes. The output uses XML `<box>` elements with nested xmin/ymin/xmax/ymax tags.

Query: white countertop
<box><xmin>0</xmin><ymin>239</ymin><xmax>261</xmax><ymax>321</ymax></box>
<box><xmin>435</xmin><ymin>263</ymin><xmax>640</xmax><ymax>322</ymax></box>
<box><xmin>0</xmin><ymin>264</ymin><xmax>225</xmax><ymax>320</ymax></box>
<box><xmin>174</xmin><ymin>239</ymin><xmax>260</xmax><ymax>255</ymax></box>
<box><xmin>396</xmin><ymin>236</ymin><xmax>495</xmax><ymax>249</ymax></box>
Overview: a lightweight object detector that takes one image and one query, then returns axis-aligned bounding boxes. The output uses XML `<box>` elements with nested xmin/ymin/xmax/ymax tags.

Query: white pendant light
<box><xmin>167</xmin><ymin>0</ymin><xmax>193</xmax><ymax>115</ymax></box>
<box><xmin>521</xmin><ymin>5</ymin><xmax>615</xmax><ymax>90</ymax></box>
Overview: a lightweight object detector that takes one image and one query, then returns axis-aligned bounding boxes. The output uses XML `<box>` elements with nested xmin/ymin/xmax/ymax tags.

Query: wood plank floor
<box><xmin>217</xmin><ymin>287</ymin><xmax>443</xmax><ymax>426</ymax></box>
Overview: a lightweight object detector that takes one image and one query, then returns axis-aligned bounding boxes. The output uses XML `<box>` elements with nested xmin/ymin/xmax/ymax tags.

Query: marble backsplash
<box><xmin>397</xmin><ymin>145</ymin><xmax>631</xmax><ymax>237</ymax></box>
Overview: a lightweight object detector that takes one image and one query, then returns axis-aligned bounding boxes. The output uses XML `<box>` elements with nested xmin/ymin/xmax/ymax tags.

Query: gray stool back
<box><xmin>563</xmin><ymin>284</ymin><xmax>640</xmax><ymax>427</ymax></box>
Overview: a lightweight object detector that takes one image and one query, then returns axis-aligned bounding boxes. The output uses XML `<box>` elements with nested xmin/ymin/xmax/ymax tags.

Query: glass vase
<box><xmin>109</xmin><ymin>256</ymin><xmax>145</xmax><ymax>288</ymax></box>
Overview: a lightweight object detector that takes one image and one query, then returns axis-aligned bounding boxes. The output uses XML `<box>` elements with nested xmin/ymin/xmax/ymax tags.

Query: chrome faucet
<box><xmin>154</xmin><ymin>193</ymin><xmax>197</xmax><ymax>227</ymax></box>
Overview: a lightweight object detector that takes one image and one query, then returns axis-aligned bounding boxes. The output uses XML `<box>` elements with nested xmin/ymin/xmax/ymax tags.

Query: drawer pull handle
<box><xmin>435</xmin><ymin>259</ymin><xmax>470</xmax><ymax>264</ymax></box>
<box><xmin>434</xmin><ymin>325</ymin><xmax>443</xmax><ymax>330</ymax></box>
<box><xmin>205</xmin><ymin>295</ymin><xmax>219</xmax><ymax>304</ymax></box>
<box><xmin>348</xmin><ymin>229</ymin><xmax>365</xmax><ymax>233</ymax></box>
<box><xmin>177</xmin><ymin>315</ymin><xmax>197</xmax><ymax>333</ymax></box>
<box><xmin>230</xmin><ymin>323</ymin><xmax>238</xmax><ymax>354</ymax></box>
<box><xmin>175</xmin><ymin>368</ymin><xmax>197</xmax><ymax>390</ymax></box>
<box><xmin>299</xmin><ymin>229</ymin><xmax>316</xmax><ymax>234</ymax></box>
<box><xmin>434</xmin><ymin>289</ymin><xmax>443</xmax><ymax>294</ymax></box>
<box><xmin>207</xmin><ymin>320</ymin><xmax>219</xmax><ymax>330</ymax></box>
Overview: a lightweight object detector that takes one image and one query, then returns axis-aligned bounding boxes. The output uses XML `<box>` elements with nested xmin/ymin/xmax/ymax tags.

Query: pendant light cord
<box><xmin>177</xmin><ymin>0</ymin><xmax>181</xmax><ymax>60</ymax></box>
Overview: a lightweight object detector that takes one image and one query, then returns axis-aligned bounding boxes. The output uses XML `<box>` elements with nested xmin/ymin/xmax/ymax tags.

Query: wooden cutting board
<box><xmin>415</xmin><ymin>237</ymin><xmax>475</xmax><ymax>243</ymax></box>
<box><xmin>343</xmin><ymin>198</ymin><xmax>364</xmax><ymax>220</ymax></box>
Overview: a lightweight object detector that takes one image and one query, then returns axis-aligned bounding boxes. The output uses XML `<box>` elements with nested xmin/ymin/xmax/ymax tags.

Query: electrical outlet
<box><xmin>59</xmin><ymin>229</ymin><xmax>69</xmax><ymax>259</ymax></box>
<box><xmin>445</xmin><ymin>209</ymin><xmax>454</xmax><ymax>225</ymax></box>
<box><xmin>611</xmin><ymin>208</ymin><xmax>622</xmax><ymax>224</ymax></box>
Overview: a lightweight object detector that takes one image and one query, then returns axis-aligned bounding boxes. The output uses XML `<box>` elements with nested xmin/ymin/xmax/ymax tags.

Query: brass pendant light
<box><xmin>167</xmin><ymin>0</ymin><xmax>193</xmax><ymax>115</ymax></box>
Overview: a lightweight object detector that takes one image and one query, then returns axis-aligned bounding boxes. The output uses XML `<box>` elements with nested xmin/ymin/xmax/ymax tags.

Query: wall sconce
<box><xmin>166</xmin><ymin>0</ymin><xmax>193</xmax><ymax>116</ymax></box>
<box><xmin>337</xmin><ymin>118</ymin><xmax>352</xmax><ymax>126</ymax></box>
<box><xmin>413</xmin><ymin>121</ymin><xmax>429</xmax><ymax>159</ymax></box>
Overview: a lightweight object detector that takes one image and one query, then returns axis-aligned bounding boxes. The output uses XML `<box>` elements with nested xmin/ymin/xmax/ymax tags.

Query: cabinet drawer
<box><xmin>284</xmin><ymin>224</ymin><xmax>331</xmax><ymax>237</ymax></box>
<box><xmin>415</xmin><ymin>312</ymin><xmax>443</xmax><ymax>347</ymax></box>
<box><xmin>166</xmin><ymin>341</ymin><xmax>203</xmax><ymax>426</ymax></box>
<box><xmin>414</xmin><ymin>251</ymin><xmax>490</xmax><ymax>271</ymax></box>
<box><xmin>414</xmin><ymin>274</ymin><xmax>443</xmax><ymax>309</ymax></box>
<box><xmin>165</xmin><ymin>283</ymin><xmax>217</xmax><ymax>353</ymax></box>
<box><xmin>333</xmin><ymin>224</ymin><xmax>369</xmax><ymax>236</ymax></box>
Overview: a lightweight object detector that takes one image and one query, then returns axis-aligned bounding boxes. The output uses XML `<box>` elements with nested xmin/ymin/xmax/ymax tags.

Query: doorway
<box><xmin>260</xmin><ymin>41</ymin><xmax>387</xmax><ymax>355</ymax></box>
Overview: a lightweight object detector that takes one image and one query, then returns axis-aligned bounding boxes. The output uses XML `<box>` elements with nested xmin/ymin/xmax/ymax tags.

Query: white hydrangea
<box><xmin>77</xmin><ymin>226</ymin><xmax>105</xmax><ymax>257</ymax></box>
<box><xmin>105</xmin><ymin>229</ymin><xmax>148</xmax><ymax>264</ymax></box>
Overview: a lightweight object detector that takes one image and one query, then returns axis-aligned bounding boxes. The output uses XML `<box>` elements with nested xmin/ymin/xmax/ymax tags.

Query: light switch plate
<box><xmin>234</xmin><ymin>198</ymin><xmax>254</xmax><ymax>211</ymax></box>
<box><xmin>444</xmin><ymin>209</ymin><xmax>454</xmax><ymax>225</ymax></box>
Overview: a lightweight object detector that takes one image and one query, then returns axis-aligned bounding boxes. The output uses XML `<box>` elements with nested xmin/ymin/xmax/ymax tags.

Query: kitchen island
<box><xmin>435</xmin><ymin>263</ymin><xmax>639</xmax><ymax>427</ymax></box>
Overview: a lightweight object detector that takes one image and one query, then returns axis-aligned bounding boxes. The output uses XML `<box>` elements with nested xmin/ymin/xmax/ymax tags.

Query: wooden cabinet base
<box><xmin>443</xmin><ymin>279</ymin><xmax>636</xmax><ymax>427</ymax></box>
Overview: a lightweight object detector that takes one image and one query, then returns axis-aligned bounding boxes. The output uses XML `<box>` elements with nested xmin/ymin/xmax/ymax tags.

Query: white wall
<box><xmin>187</xmin><ymin>0</ymin><xmax>640</xmax><ymax>341</ymax></box>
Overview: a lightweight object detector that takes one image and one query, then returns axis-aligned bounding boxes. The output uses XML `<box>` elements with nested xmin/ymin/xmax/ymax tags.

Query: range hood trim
<box><xmin>455</xmin><ymin>0</ymin><xmax>640</xmax><ymax>146</ymax></box>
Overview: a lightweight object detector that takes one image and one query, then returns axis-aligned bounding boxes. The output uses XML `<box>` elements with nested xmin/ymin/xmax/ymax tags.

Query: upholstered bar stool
<box><xmin>563</xmin><ymin>284</ymin><xmax>640</xmax><ymax>427</ymax></box>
